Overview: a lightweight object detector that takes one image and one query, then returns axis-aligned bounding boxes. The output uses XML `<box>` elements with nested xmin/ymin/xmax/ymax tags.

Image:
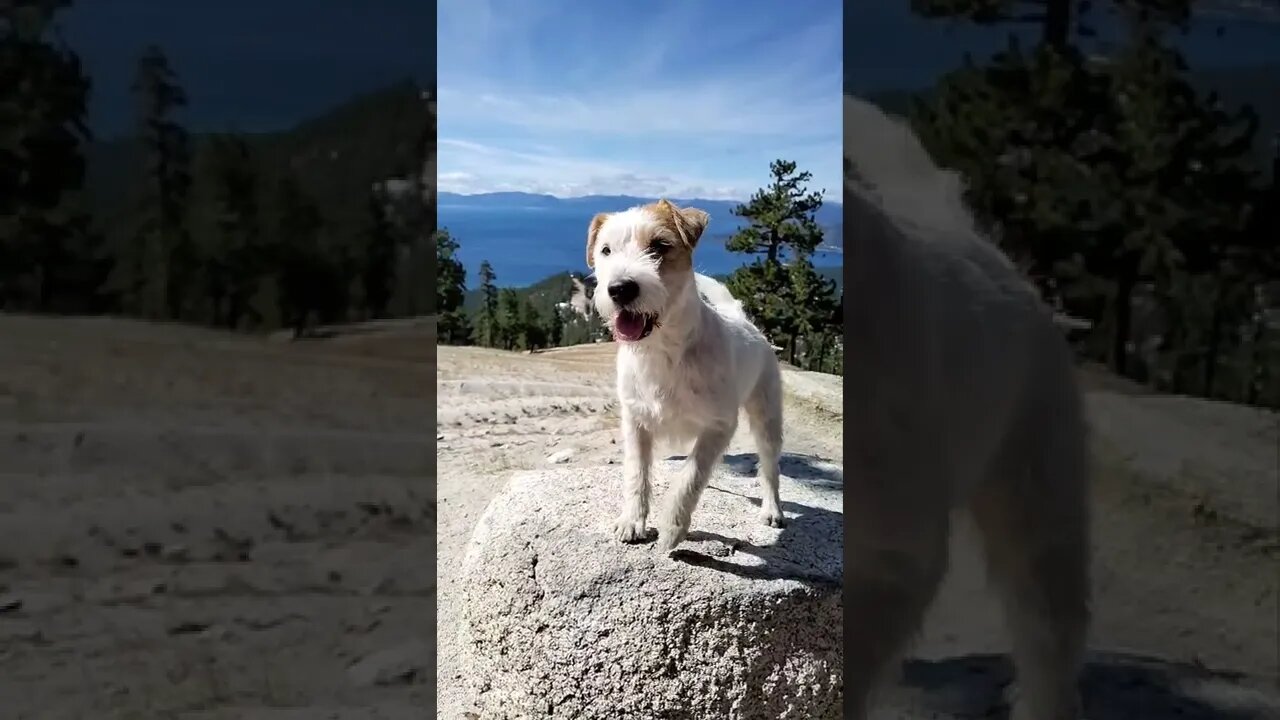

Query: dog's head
<box><xmin>585</xmin><ymin>199</ymin><xmax>709</xmax><ymax>342</ymax></box>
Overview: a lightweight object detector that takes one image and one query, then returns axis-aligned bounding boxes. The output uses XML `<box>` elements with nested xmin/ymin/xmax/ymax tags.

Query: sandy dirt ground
<box><xmin>436</xmin><ymin>343</ymin><xmax>1279</xmax><ymax>718</ymax></box>
<box><xmin>0</xmin><ymin>315</ymin><xmax>435</xmax><ymax>720</ymax></box>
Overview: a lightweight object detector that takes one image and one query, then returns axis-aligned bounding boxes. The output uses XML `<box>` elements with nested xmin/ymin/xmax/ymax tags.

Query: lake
<box><xmin>439</xmin><ymin>203</ymin><xmax>843</xmax><ymax>288</ymax></box>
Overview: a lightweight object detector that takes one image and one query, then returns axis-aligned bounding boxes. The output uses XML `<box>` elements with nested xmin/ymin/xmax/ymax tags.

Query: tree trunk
<box><xmin>1202</xmin><ymin>278</ymin><xmax>1226</xmax><ymax>399</ymax></box>
<box><xmin>1110</xmin><ymin>260</ymin><xmax>1137</xmax><ymax>377</ymax></box>
<box><xmin>1043</xmin><ymin>0</ymin><xmax>1072</xmax><ymax>50</ymax></box>
<box><xmin>36</xmin><ymin>262</ymin><xmax>52</xmax><ymax>312</ymax></box>
<box><xmin>1246</xmin><ymin>287</ymin><xmax>1267</xmax><ymax>406</ymax></box>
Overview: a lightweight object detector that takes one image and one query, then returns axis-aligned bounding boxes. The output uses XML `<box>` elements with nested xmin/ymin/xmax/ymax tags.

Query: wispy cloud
<box><xmin>437</xmin><ymin>0</ymin><xmax>843</xmax><ymax>200</ymax></box>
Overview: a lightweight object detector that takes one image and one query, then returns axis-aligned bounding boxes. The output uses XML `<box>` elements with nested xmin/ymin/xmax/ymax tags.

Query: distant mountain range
<box><xmin>83</xmin><ymin>80</ymin><xmax>429</xmax><ymax>254</ymax></box>
<box><xmin>438</xmin><ymin>191</ymin><xmax>844</xmax><ymax>244</ymax></box>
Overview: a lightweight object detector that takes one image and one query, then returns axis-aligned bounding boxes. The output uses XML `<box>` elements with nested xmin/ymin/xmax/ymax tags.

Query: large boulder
<box><xmin>457</xmin><ymin>460</ymin><xmax>844</xmax><ymax>719</ymax></box>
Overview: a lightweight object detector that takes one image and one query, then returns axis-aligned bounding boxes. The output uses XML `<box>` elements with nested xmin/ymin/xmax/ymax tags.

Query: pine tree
<box><xmin>434</xmin><ymin>228</ymin><xmax>469</xmax><ymax>343</ymax></box>
<box><xmin>0</xmin><ymin>0</ymin><xmax>97</xmax><ymax>311</ymax></box>
<box><xmin>383</xmin><ymin>173</ymin><xmax>431</xmax><ymax>318</ymax></box>
<box><xmin>547</xmin><ymin>304</ymin><xmax>564</xmax><ymax>348</ymax></box>
<box><xmin>1095</xmin><ymin>21</ymin><xmax>1258</xmax><ymax>383</ymax></box>
<box><xmin>126</xmin><ymin>44</ymin><xmax>193</xmax><ymax>320</ymax></box>
<box><xmin>204</xmin><ymin>133</ymin><xmax>263</xmax><ymax>329</ymax></box>
<box><xmin>272</xmin><ymin>173</ymin><xmax>326</xmax><ymax>338</ymax></box>
<box><xmin>907</xmin><ymin>0</ymin><xmax>1253</xmax><ymax>380</ymax></box>
<box><xmin>474</xmin><ymin>260</ymin><xmax>500</xmax><ymax>347</ymax></box>
<box><xmin>787</xmin><ymin>258</ymin><xmax>838</xmax><ymax>368</ymax></box>
<box><xmin>363</xmin><ymin>187</ymin><xmax>398</xmax><ymax>320</ymax></box>
<box><xmin>724</xmin><ymin>160</ymin><xmax>830</xmax><ymax>358</ymax></box>
<box><xmin>726</xmin><ymin>160</ymin><xmax>825</xmax><ymax>262</ymax></box>
<box><xmin>498</xmin><ymin>287</ymin><xmax>521</xmax><ymax>350</ymax></box>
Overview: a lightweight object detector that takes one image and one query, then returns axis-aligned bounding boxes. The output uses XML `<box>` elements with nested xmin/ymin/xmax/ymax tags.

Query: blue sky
<box><xmin>61</xmin><ymin>1</ymin><xmax>433</xmax><ymax>138</ymax></box>
<box><xmin>436</xmin><ymin>0</ymin><xmax>842</xmax><ymax>201</ymax></box>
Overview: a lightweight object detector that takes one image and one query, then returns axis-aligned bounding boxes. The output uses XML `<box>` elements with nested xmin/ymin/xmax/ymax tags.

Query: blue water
<box><xmin>439</xmin><ymin>204</ymin><xmax>843</xmax><ymax>288</ymax></box>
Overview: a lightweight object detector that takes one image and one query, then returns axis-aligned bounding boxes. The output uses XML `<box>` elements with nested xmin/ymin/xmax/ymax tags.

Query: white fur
<box><xmin>844</xmin><ymin>95</ymin><xmax>1090</xmax><ymax>720</ymax></box>
<box><xmin>590</xmin><ymin>206</ymin><xmax>785</xmax><ymax>551</ymax></box>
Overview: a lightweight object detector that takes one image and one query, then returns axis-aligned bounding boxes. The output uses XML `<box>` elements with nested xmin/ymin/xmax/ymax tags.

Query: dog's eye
<box><xmin>601</xmin><ymin>246</ymin><xmax>611</xmax><ymax>257</ymax></box>
<box><xmin>649</xmin><ymin>241</ymin><xmax>670</xmax><ymax>257</ymax></box>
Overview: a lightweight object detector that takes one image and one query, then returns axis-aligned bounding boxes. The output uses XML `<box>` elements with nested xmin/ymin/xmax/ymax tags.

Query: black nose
<box><xmin>607</xmin><ymin>279</ymin><xmax>639</xmax><ymax>305</ymax></box>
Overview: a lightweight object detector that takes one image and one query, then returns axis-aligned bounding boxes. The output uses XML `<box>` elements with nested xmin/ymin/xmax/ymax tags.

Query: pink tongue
<box><xmin>614</xmin><ymin>311</ymin><xmax>646</xmax><ymax>341</ymax></box>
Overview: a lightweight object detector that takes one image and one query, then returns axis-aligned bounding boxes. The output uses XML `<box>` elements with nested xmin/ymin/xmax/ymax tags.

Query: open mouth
<box><xmin>612</xmin><ymin>309</ymin><xmax>657</xmax><ymax>342</ymax></box>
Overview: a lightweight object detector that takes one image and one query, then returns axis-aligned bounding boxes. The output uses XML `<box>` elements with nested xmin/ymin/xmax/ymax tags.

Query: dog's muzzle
<box><xmin>612</xmin><ymin>309</ymin><xmax>656</xmax><ymax>342</ymax></box>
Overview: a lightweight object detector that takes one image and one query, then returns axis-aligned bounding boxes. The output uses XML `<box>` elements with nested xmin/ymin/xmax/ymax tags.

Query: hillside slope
<box><xmin>84</xmin><ymin>80</ymin><xmax>430</xmax><ymax>253</ymax></box>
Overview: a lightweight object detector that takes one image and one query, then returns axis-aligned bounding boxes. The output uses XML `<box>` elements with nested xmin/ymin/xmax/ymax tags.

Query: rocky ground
<box><xmin>0</xmin><ymin>315</ymin><xmax>435</xmax><ymax>720</ymax></box>
<box><xmin>437</xmin><ymin>344</ymin><xmax>1279</xmax><ymax>718</ymax></box>
<box><xmin>0</xmin><ymin>314</ymin><xmax>1274</xmax><ymax>719</ymax></box>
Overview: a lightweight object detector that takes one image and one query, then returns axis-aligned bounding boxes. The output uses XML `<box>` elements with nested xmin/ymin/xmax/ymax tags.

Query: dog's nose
<box><xmin>607</xmin><ymin>279</ymin><xmax>639</xmax><ymax>306</ymax></box>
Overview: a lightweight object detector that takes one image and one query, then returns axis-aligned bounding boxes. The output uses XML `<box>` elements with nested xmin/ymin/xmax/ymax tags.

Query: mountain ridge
<box><xmin>438</xmin><ymin>190</ymin><xmax>843</xmax><ymax>222</ymax></box>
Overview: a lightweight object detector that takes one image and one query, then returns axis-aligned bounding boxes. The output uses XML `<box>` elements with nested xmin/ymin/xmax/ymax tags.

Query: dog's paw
<box><xmin>655</xmin><ymin>524</ymin><xmax>689</xmax><ymax>553</ymax></box>
<box><xmin>759</xmin><ymin>507</ymin><xmax>786</xmax><ymax>528</ymax></box>
<box><xmin>613</xmin><ymin>516</ymin><xmax>651</xmax><ymax>543</ymax></box>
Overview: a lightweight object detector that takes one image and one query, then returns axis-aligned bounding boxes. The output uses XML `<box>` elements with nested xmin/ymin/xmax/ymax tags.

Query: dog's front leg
<box><xmin>655</xmin><ymin>425</ymin><xmax>734</xmax><ymax>552</ymax></box>
<box><xmin>613</xmin><ymin>415</ymin><xmax>653</xmax><ymax>543</ymax></box>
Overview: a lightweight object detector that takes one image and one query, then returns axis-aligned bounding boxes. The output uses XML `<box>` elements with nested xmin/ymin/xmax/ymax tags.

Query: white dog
<box><xmin>586</xmin><ymin>199</ymin><xmax>785</xmax><ymax>553</ymax></box>
<box><xmin>844</xmin><ymin>96</ymin><xmax>1090</xmax><ymax>720</ymax></box>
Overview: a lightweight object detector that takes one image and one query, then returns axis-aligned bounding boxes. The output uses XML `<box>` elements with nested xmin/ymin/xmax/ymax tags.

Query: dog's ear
<box><xmin>585</xmin><ymin>212</ymin><xmax>609</xmax><ymax>268</ymax></box>
<box><xmin>677</xmin><ymin>206</ymin><xmax>710</xmax><ymax>246</ymax></box>
<box><xmin>655</xmin><ymin>199</ymin><xmax>710</xmax><ymax>249</ymax></box>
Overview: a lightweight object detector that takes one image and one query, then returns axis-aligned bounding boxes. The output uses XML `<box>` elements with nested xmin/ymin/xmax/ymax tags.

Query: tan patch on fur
<box><xmin>643</xmin><ymin>199</ymin><xmax>710</xmax><ymax>275</ymax></box>
<box><xmin>585</xmin><ymin>212</ymin><xmax>609</xmax><ymax>268</ymax></box>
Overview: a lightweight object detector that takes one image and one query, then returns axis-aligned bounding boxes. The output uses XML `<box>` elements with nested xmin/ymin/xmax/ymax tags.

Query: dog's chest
<box><xmin>617</xmin><ymin>359</ymin><xmax>723</xmax><ymax>438</ymax></box>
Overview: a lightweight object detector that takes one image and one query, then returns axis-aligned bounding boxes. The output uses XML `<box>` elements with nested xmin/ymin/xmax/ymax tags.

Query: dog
<box><xmin>844</xmin><ymin>95</ymin><xmax>1090</xmax><ymax>720</ymax></box>
<box><xmin>585</xmin><ymin>199</ymin><xmax>785</xmax><ymax>553</ymax></box>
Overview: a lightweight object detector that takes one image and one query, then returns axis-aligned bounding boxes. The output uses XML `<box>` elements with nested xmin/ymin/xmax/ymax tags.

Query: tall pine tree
<box><xmin>434</xmin><ymin>228</ymin><xmax>469</xmax><ymax>343</ymax></box>
<box><xmin>272</xmin><ymin>173</ymin><xmax>326</xmax><ymax>338</ymax></box>
<box><xmin>0</xmin><ymin>0</ymin><xmax>98</xmax><ymax>311</ymax></box>
<box><xmin>363</xmin><ymin>186</ymin><xmax>398</xmax><ymax>320</ymax></box>
<box><xmin>204</xmin><ymin>133</ymin><xmax>263</xmax><ymax>329</ymax></box>
<box><xmin>474</xmin><ymin>260</ymin><xmax>500</xmax><ymax>347</ymax></box>
<box><xmin>126</xmin><ymin>44</ymin><xmax>193</xmax><ymax>320</ymax></box>
<box><xmin>725</xmin><ymin>160</ymin><xmax>835</xmax><ymax>364</ymax></box>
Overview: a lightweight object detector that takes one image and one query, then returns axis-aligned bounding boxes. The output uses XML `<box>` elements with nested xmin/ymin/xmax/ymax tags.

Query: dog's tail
<box><xmin>844</xmin><ymin>94</ymin><xmax>978</xmax><ymax>240</ymax></box>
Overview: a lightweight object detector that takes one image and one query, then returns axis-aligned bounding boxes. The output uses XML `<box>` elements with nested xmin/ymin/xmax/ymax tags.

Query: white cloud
<box><xmin>437</xmin><ymin>81</ymin><xmax>838</xmax><ymax>142</ymax></box>
<box><xmin>436</xmin><ymin>139</ymin><xmax>753</xmax><ymax>199</ymax></box>
<box><xmin>436</xmin><ymin>0</ymin><xmax>842</xmax><ymax>199</ymax></box>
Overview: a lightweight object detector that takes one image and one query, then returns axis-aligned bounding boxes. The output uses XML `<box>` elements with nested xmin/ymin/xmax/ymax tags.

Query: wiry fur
<box><xmin>588</xmin><ymin>200</ymin><xmax>785</xmax><ymax>552</ymax></box>
<box><xmin>844</xmin><ymin>95</ymin><xmax>1091</xmax><ymax>720</ymax></box>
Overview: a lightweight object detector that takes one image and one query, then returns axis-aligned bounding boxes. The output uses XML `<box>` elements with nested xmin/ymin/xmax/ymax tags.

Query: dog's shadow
<box><xmin>718</xmin><ymin>451</ymin><xmax>844</xmax><ymax>489</ymax></box>
<box><xmin>645</xmin><ymin>451</ymin><xmax>843</xmax><ymax>589</ymax></box>
<box><xmin>897</xmin><ymin>651</ymin><xmax>1279</xmax><ymax>719</ymax></box>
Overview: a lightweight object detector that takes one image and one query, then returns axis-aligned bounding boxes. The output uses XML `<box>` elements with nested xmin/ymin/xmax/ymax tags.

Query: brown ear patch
<box><xmin>585</xmin><ymin>212</ymin><xmax>609</xmax><ymax>268</ymax></box>
<box><xmin>648</xmin><ymin>199</ymin><xmax>710</xmax><ymax>250</ymax></box>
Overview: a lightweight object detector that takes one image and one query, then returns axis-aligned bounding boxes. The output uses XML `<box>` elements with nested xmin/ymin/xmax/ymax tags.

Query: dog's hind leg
<box><xmin>844</xmin><ymin>490</ymin><xmax>951</xmax><ymax>719</ymax></box>
<box><xmin>970</xmin><ymin>375</ymin><xmax>1090</xmax><ymax>720</ymax></box>
<box><xmin>654</xmin><ymin>424</ymin><xmax>735</xmax><ymax>552</ymax></box>
<box><xmin>745</xmin><ymin>365</ymin><xmax>785</xmax><ymax>527</ymax></box>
